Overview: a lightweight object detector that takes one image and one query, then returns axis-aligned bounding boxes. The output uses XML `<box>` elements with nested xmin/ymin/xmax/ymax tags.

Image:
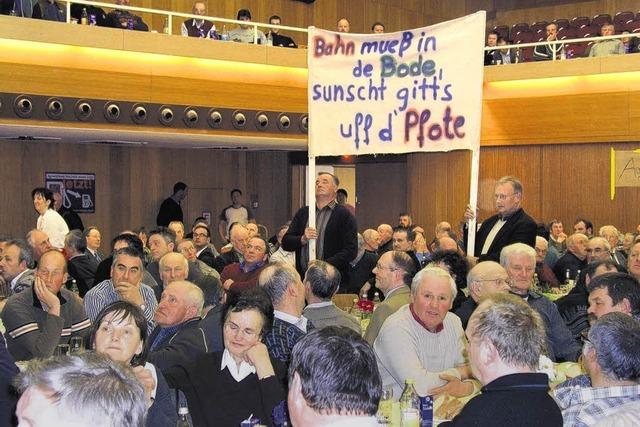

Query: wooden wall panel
<box><xmin>405</xmin><ymin>142</ymin><xmax>640</xmax><ymax>242</ymax></box>
<box><xmin>0</xmin><ymin>140</ymin><xmax>290</xmax><ymax>253</ymax></box>
<box><xmin>355</xmin><ymin>161</ymin><xmax>407</xmax><ymax>231</ymax></box>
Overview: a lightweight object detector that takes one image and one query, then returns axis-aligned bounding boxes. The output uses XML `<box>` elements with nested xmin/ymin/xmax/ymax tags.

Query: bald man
<box><xmin>377</xmin><ymin>224</ymin><xmax>394</xmax><ymax>254</ymax></box>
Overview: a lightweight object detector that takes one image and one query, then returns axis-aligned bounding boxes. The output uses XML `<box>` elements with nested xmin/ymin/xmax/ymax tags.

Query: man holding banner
<box><xmin>282</xmin><ymin>172</ymin><xmax>357</xmax><ymax>285</ymax></box>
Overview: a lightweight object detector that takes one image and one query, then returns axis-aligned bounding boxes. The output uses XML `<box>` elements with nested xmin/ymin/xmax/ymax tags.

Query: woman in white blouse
<box><xmin>31</xmin><ymin>187</ymin><xmax>68</xmax><ymax>249</ymax></box>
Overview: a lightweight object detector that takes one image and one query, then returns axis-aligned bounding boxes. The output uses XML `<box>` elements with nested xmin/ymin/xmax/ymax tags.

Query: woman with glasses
<box><xmin>164</xmin><ymin>287</ymin><xmax>286</xmax><ymax>427</ymax></box>
<box><xmin>91</xmin><ymin>301</ymin><xmax>177</xmax><ymax>426</ymax></box>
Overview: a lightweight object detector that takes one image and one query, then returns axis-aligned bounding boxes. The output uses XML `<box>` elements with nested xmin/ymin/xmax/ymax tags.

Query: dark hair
<box><xmin>393</xmin><ymin>226</ymin><xmax>415</xmax><ymax>242</ymax></box>
<box><xmin>289</xmin><ymin>327</ymin><xmax>381</xmax><ymax>416</ymax></box>
<box><xmin>173</xmin><ymin>182</ymin><xmax>187</xmax><ymax>194</ymax></box>
<box><xmin>588</xmin><ymin>312</ymin><xmax>640</xmax><ymax>381</ymax></box>
<box><xmin>230</xmin><ymin>189</ymin><xmax>242</xmax><ymax>197</ymax></box>
<box><xmin>269</xmin><ymin>15</ymin><xmax>281</xmax><ymax>23</ymax></box>
<box><xmin>572</xmin><ymin>260</ymin><xmax>627</xmax><ymax>296</ymax></box>
<box><xmin>224</xmin><ymin>287</ymin><xmax>274</xmax><ymax>336</ymax></box>
<box><xmin>90</xmin><ymin>301</ymin><xmax>148</xmax><ymax>366</ymax></box>
<box><xmin>305</xmin><ymin>260</ymin><xmax>341</xmax><ymax>300</ymax></box>
<box><xmin>317</xmin><ymin>172</ymin><xmax>339</xmax><ymax>186</ymax></box>
<box><xmin>111</xmin><ymin>247</ymin><xmax>143</xmax><ymax>268</ymax></box>
<box><xmin>574</xmin><ymin>218</ymin><xmax>594</xmax><ymax>233</ymax></box>
<box><xmin>148</xmin><ymin>227</ymin><xmax>176</xmax><ymax>245</ymax></box>
<box><xmin>371</xmin><ymin>21</ymin><xmax>384</xmax><ymax>31</ymax></box>
<box><xmin>430</xmin><ymin>251</ymin><xmax>469</xmax><ymax>291</ymax></box>
<box><xmin>587</xmin><ymin>272</ymin><xmax>640</xmax><ymax>317</ymax></box>
<box><xmin>192</xmin><ymin>224</ymin><xmax>211</xmax><ymax>238</ymax></box>
<box><xmin>389</xmin><ymin>251</ymin><xmax>416</xmax><ymax>286</ymax></box>
<box><xmin>82</xmin><ymin>226</ymin><xmax>100</xmax><ymax>240</ymax></box>
<box><xmin>5</xmin><ymin>239</ymin><xmax>35</xmax><ymax>269</ymax></box>
<box><xmin>237</xmin><ymin>8</ymin><xmax>251</xmax><ymax>20</ymax></box>
<box><xmin>65</xmin><ymin>230</ymin><xmax>87</xmax><ymax>253</ymax></box>
<box><xmin>497</xmin><ymin>36</ymin><xmax>507</xmax><ymax>43</ymax></box>
<box><xmin>337</xmin><ymin>188</ymin><xmax>348</xmax><ymax>198</ymax></box>
<box><xmin>488</xmin><ymin>30</ymin><xmax>500</xmax><ymax>37</ymax></box>
<box><xmin>31</xmin><ymin>187</ymin><xmax>54</xmax><ymax>210</ymax></box>
<box><xmin>110</xmin><ymin>233</ymin><xmax>144</xmax><ymax>256</ymax></box>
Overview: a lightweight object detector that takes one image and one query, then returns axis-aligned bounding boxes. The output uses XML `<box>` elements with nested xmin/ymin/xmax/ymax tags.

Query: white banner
<box><xmin>308</xmin><ymin>12</ymin><xmax>485</xmax><ymax>157</ymax></box>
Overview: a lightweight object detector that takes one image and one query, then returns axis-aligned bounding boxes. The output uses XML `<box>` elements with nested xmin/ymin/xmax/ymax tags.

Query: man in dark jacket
<box><xmin>145</xmin><ymin>281</ymin><xmax>208</xmax><ymax>373</ymax></box>
<box><xmin>442</xmin><ymin>294</ymin><xmax>562</xmax><ymax>426</ymax></box>
<box><xmin>282</xmin><ymin>172</ymin><xmax>357</xmax><ymax>284</ymax></box>
<box><xmin>464</xmin><ymin>176</ymin><xmax>537</xmax><ymax>263</ymax></box>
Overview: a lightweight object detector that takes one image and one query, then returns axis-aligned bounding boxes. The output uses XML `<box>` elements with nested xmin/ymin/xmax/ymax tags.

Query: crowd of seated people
<box><xmin>1</xmin><ymin>176</ymin><xmax>640</xmax><ymax>426</ymax></box>
<box><xmin>485</xmin><ymin>11</ymin><xmax>640</xmax><ymax>64</ymax></box>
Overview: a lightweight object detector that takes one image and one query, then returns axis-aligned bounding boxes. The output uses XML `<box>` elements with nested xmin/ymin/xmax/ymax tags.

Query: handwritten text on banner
<box><xmin>307</xmin><ymin>12</ymin><xmax>485</xmax><ymax>157</ymax></box>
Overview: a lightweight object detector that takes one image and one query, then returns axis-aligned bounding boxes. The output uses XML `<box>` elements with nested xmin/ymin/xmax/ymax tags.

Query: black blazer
<box><xmin>467</xmin><ymin>208</ymin><xmax>537</xmax><ymax>262</ymax></box>
<box><xmin>197</xmin><ymin>246</ymin><xmax>217</xmax><ymax>270</ymax></box>
<box><xmin>282</xmin><ymin>204</ymin><xmax>357</xmax><ymax>281</ymax></box>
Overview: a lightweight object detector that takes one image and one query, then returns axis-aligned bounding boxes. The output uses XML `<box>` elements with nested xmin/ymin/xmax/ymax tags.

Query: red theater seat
<box><xmin>530</xmin><ymin>21</ymin><xmax>549</xmax><ymax>33</ymax></box>
<box><xmin>613</xmin><ymin>11</ymin><xmax>635</xmax><ymax>28</ymax></box>
<box><xmin>511</xmin><ymin>22</ymin><xmax>529</xmax><ymax>36</ymax></box>
<box><xmin>570</xmin><ymin>16</ymin><xmax>591</xmax><ymax>29</ymax></box>
<box><xmin>591</xmin><ymin>14</ymin><xmax>612</xmax><ymax>27</ymax></box>
<box><xmin>493</xmin><ymin>25</ymin><xmax>510</xmax><ymax>40</ymax></box>
<box><xmin>554</xmin><ymin>19</ymin><xmax>570</xmax><ymax>30</ymax></box>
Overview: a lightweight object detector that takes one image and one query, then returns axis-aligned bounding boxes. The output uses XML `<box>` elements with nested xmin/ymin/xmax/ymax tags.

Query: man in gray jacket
<box><xmin>302</xmin><ymin>260</ymin><xmax>360</xmax><ymax>333</ymax></box>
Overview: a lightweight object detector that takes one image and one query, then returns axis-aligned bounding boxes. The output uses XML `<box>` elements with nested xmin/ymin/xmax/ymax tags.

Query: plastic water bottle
<box><xmin>163</xmin><ymin>17</ymin><xmax>170</xmax><ymax>34</ymax></box>
<box><xmin>176</xmin><ymin>406</ymin><xmax>191</xmax><ymax>427</ymax></box>
<box><xmin>266</xmin><ymin>32</ymin><xmax>273</xmax><ymax>46</ymax></box>
<box><xmin>209</xmin><ymin>27</ymin><xmax>218</xmax><ymax>40</ymax></box>
<box><xmin>400</xmin><ymin>379</ymin><xmax>421</xmax><ymax>427</ymax></box>
<box><xmin>373</xmin><ymin>291</ymin><xmax>381</xmax><ymax>308</ymax></box>
<box><xmin>80</xmin><ymin>8</ymin><xmax>88</xmax><ymax>25</ymax></box>
<box><xmin>220</xmin><ymin>25</ymin><xmax>229</xmax><ymax>41</ymax></box>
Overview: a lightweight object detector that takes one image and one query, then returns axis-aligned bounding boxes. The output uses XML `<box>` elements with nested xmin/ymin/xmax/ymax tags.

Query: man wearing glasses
<box><xmin>454</xmin><ymin>261</ymin><xmax>510</xmax><ymax>328</ymax></box>
<box><xmin>464</xmin><ymin>176</ymin><xmax>537</xmax><ymax>263</ymax></box>
<box><xmin>364</xmin><ymin>251</ymin><xmax>416</xmax><ymax>345</ymax></box>
<box><xmin>501</xmin><ymin>243</ymin><xmax>579</xmax><ymax>362</ymax></box>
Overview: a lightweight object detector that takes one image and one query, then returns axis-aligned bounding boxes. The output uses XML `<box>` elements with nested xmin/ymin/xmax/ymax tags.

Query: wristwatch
<box><xmin>140</xmin><ymin>303</ymin><xmax>146</xmax><ymax>311</ymax></box>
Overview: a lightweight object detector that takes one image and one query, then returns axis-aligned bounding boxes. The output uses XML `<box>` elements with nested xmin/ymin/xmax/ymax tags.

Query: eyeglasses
<box><xmin>585</xmin><ymin>248</ymin><xmax>606</xmax><ymax>253</ymax></box>
<box><xmin>493</xmin><ymin>193</ymin><xmax>516</xmax><ymax>201</ymax></box>
<box><xmin>193</xmin><ymin>232</ymin><xmax>208</xmax><ymax>238</ymax></box>
<box><xmin>375</xmin><ymin>263</ymin><xmax>397</xmax><ymax>272</ymax></box>
<box><xmin>224</xmin><ymin>321</ymin><xmax>259</xmax><ymax>339</ymax></box>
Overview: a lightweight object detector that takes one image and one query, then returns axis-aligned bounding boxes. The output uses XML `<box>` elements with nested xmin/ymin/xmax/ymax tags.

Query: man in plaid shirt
<box><xmin>554</xmin><ymin>312</ymin><xmax>640</xmax><ymax>426</ymax></box>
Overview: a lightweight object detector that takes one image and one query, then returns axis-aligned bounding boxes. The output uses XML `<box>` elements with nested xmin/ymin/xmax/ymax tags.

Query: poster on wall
<box><xmin>45</xmin><ymin>172</ymin><xmax>96</xmax><ymax>213</ymax></box>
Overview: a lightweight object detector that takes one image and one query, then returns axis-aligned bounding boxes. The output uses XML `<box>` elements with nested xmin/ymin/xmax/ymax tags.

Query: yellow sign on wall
<box><xmin>611</xmin><ymin>148</ymin><xmax>640</xmax><ymax>199</ymax></box>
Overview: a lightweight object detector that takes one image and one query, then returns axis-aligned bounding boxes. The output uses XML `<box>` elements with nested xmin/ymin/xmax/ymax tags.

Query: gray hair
<box><xmin>535</xmin><ymin>236</ymin><xmax>548</xmax><ymax>248</ymax></box>
<box><xmin>158</xmin><ymin>252</ymin><xmax>189</xmax><ymax>276</ymax></box>
<box><xmin>169</xmin><ymin>280</ymin><xmax>204</xmax><ymax>316</ymax></box>
<box><xmin>389</xmin><ymin>251</ymin><xmax>416</xmax><ymax>286</ymax></box>
<box><xmin>589</xmin><ymin>237</ymin><xmax>611</xmax><ymax>252</ymax></box>
<box><xmin>64</xmin><ymin>230</ymin><xmax>87</xmax><ymax>253</ymax></box>
<box><xmin>466</xmin><ymin>261</ymin><xmax>503</xmax><ymax>286</ymax></box>
<box><xmin>258</xmin><ymin>262</ymin><xmax>301</xmax><ymax>306</ymax></box>
<box><xmin>15</xmin><ymin>353</ymin><xmax>146</xmax><ymax>427</ymax></box>
<box><xmin>500</xmin><ymin>243</ymin><xmax>536</xmax><ymax>269</ymax></box>
<box><xmin>587</xmin><ymin>312</ymin><xmax>640</xmax><ymax>382</ymax></box>
<box><xmin>411</xmin><ymin>266</ymin><xmax>457</xmax><ymax>299</ymax></box>
<box><xmin>472</xmin><ymin>293</ymin><xmax>546</xmax><ymax>369</ymax></box>
<box><xmin>495</xmin><ymin>176</ymin><xmax>523</xmax><ymax>196</ymax></box>
<box><xmin>304</xmin><ymin>260</ymin><xmax>341</xmax><ymax>300</ymax></box>
<box><xmin>5</xmin><ymin>239</ymin><xmax>35</xmax><ymax>269</ymax></box>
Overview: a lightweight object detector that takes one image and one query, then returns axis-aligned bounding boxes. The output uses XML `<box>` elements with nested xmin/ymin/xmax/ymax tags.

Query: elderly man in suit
<box><xmin>364</xmin><ymin>251</ymin><xmax>416</xmax><ymax>345</ymax></box>
<box><xmin>464</xmin><ymin>176</ymin><xmax>537</xmax><ymax>263</ymax></box>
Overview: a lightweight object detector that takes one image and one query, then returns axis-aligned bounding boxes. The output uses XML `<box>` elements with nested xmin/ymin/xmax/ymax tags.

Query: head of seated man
<box><xmin>228</xmin><ymin>223</ymin><xmax>249</xmax><ymax>254</ymax></box>
<box><xmin>176</xmin><ymin>239</ymin><xmax>198</xmax><ymax>262</ymax></box>
<box><xmin>626</xmin><ymin>242</ymin><xmax>640</xmax><ymax>281</ymax></box>
<box><xmin>0</xmin><ymin>239</ymin><xmax>34</xmax><ymax>286</ymax></box>
<box><xmin>587</xmin><ymin>272</ymin><xmax>640</xmax><ymax>324</ymax></box>
<box><xmin>586</xmin><ymin>237</ymin><xmax>611</xmax><ymax>263</ymax></box>
<box><xmin>392</xmin><ymin>227</ymin><xmax>415</xmax><ymax>252</ymax></box>
<box><xmin>168</xmin><ymin>221</ymin><xmax>185</xmax><ymax>244</ymax></box>
<box><xmin>15</xmin><ymin>352</ymin><xmax>146</xmax><ymax>427</ymax></box>
<box><xmin>467</xmin><ymin>261</ymin><xmax>510</xmax><ymax>303</ymax></box>
<box><xmin>500</xmin><ymin>243</ymin><xmax>536</xmax><ymax>296</ymax></box>
<box><xmin>288</xmin><ymin>327</ymin><xmax>381</xmax><ymax>426</ymax></box>
<box><xmin>337</xmin><ymin>17</ymin><xmax>350</xmax><ymax>33</ymax></box>
<box><xmin>155</xmin><ymin>280</ymin><xmax>204</xmax><ymax>329</ymax></box>
<box><xmin>147</xmin><ymin>228</ymin><xmax>176</xmax><ymax>263</ymax></box>
<box><xmin>26</xmin><ymin>230</ymin><xmax>53</xmax><ymax>262</ymax></box>
<box><xmin>192</xmin><ymin>224</ymin><xmax>212</xmax><ymax>252</ymax></box>
<box><xmin>159</xmin><ymin>252</ymin><xmax>189</xmax><ymax>287</ymax></box>
<box><xmin>573</xmin><ymin>218</ymin><xmax>593</xmax><ymax>238</ymax></box>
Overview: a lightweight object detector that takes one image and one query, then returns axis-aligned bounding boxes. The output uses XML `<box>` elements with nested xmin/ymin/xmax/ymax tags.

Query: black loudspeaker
<box><xmin>14</xmin><ymin>95</ymin><xmax>33</xmax><ymax>118</ymax></box>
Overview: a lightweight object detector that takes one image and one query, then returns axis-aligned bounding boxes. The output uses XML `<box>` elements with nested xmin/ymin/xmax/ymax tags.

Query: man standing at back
<box><xmin>283</xmin><ymin>173</ymin><xmax>357</xmax><ymax>285</ymax></box>
<box><xmin>218</xmin><ymin>189</ymin><xmax>255</xmax><ymax>242</ymax></box>
<box><xmin>465</xmin><ymin>176</ymin><xmax>537</xmax><ymax>263</ymax></box>
<box><xmin>156</xmin><ymin>182</ymin><xmax>188</xmax><ymax>227</ymax></box>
